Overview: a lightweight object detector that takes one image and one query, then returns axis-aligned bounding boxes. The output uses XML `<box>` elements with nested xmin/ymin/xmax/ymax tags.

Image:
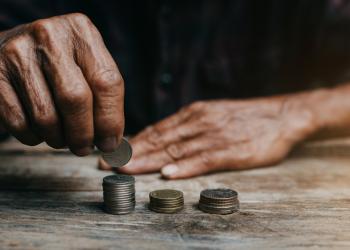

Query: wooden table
<box><xmin>0</xmin><ymin>138</ymin><xmax>349</xmax><ymax>249</ymax></box>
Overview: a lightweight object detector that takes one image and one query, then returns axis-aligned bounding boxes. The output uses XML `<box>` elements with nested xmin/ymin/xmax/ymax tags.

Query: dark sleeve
<box><xmin>0</xmin><ymin>132</ymin><xmax>9</xmax><ymax>142</ymax></box>
<box><xmin>313</xmin><ymin>0</ymin><xmax>350</xmax><ymax>85</ymax></box>
<box><xmin>0</xmin><ymin>0</ymin><xmax>56</xmax><ymax>31</ymax></box>
<box><xmin>0</xmin><ymin>0</ymin><xmax>87</xmax><ymax>31</ymax></box>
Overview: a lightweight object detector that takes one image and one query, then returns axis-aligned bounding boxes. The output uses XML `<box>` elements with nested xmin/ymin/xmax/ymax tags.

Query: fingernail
<box><xmin>161</xmin><ymin>164</ymin><xmax>179</xmax><ymax>177</ymax></box>
<box><xmin>97</xmin><ymin>137</ymin><xmax>117</xmax><ymax>152</ymax></box>
<box><xmin>74</xmin><ymin>146</ymin><xmax>93</xmax><ymax>156</ymax></box>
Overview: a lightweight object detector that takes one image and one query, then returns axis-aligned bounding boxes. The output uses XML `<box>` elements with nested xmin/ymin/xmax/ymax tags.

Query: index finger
<box><xmin>71</xmin><ymin>14</ymin><xmax>124</xmax><ymax>152</ymax></box>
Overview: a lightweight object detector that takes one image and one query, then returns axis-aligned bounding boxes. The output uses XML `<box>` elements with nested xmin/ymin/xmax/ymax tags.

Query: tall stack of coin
<box><xmin>198</xmin><ymin>188</ymin><xmax>239</xmax><ymax>215</ymax></box>
<box><xmin>149</xmin><ymin>189</ymin><xmax>184</xmax><ymax>213</ymax></box>
<box><xmin>103</xmin><ymin>174</ymin><xmax>135</xmax><ymax>215</ymax></box>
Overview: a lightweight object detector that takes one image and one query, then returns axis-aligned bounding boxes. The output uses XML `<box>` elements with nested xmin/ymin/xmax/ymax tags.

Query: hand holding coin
<box><xmin>100</xmin><ymin>98</ymin><xmax>314</xmax><ymax>179</ymax></box>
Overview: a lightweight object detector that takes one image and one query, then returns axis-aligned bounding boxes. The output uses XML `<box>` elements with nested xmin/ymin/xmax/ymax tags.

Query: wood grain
<box><xmin>0</xmin><ymin>138</ymin><xmax>350</xmax><ymax>249</ymax></box>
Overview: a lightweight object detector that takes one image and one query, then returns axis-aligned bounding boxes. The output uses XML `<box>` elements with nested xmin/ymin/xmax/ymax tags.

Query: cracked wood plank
<box><xmin>0</xmin><ymin>138</ymin><xmax>350</xmax><ymax>249</ymax></box>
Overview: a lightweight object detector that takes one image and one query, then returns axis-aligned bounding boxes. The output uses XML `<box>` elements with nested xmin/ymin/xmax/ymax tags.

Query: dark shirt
<box><xmin>1</xmin><ymin>0</ymin><xmax>350</xmax><ymax>134</ymax></box>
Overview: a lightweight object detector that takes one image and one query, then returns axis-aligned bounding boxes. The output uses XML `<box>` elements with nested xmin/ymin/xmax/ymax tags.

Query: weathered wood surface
<box><xmin>0</xmin><ymin>138</ymin><xmax>350</xmax><ymax>249</ymax></box>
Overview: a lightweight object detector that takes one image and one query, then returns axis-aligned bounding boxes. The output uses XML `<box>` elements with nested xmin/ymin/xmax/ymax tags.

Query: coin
<box><xmin>149</xmin><ymin>189</ymin><xmax>184</xmax><ymax>214</ymax></box>
<box><xmin>149</xmin><ymin>200</ymin><xmax>183</xmax><ymax>205</ymax></box>
<box><xmin>104</xmin><ymin>207</ymin><xmax>134</xmax><ymax>215</ymax></box>
<box><xmin>149</xmin><ymin>206</ymin><xmax>183</xmax><ymax>213</ymax></box>
<box><xmin>200</xmin><ymin>188</ymin><xmax>238</xmax><ymax>200</ymax></box>
<box><xmin>150</xmin><ymin>189</ymin><xmax>183</xmax><ymax>200</ymax></box>
<box><xmin>198</xmin><ymin>205</ymin><xmax>238</xmax><ymax>215</ymax></box>
<box><xmin>102</xmin><ymin>137</ymin><xmax>132</xmax><ymax>168</ymax></box>
<box><xmin>103</xmin><ymin>174</ymin><xmax>135</xmax><ymax>215</ymax></box>
<box><xmin>103</xmin><ymin>174</ymin><xmax>134</xmax><ymax>184</ymax></box>
<box><xmin>198</xmin><ymin>188</ymin><xmax>239</xmax><ymax>215</ymax></box>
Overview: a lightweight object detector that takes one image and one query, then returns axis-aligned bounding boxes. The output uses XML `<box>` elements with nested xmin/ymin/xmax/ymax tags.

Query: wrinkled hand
<box><xmin>0</xmin><ymin>13</ymin><xmax>124</xmax><ymax>155</ymax></box>
<box><xmin>99</xmin><ymin>97</ymin><xmax>315</xmax><ymax>179</ymax></box>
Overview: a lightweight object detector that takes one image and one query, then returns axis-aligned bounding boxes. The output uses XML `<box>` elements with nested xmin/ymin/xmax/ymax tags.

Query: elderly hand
<box><xmin>0</xmin><ymin>13</ymin><xmax>124</xmax><ymax>155</ymax></box>
<box><xmin>99</xmin><ymin>97</ymin><xmax>316</xmax><ymax>179</ymax></box>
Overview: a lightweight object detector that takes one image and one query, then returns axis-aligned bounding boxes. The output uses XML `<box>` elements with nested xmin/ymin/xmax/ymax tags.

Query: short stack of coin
<box><xmin>198</xmin><ymin>188</ymin><xmax>239</xmax><ymax>215</ymax></box>
<box><xmin>149</xmin><ymin>189</ymin><xmax>184</xmax><ymax>213</ymax></box>
<box><xmin>103</xmin><ymin>174</ymin><xmax>135</xmax><ymax>215</ymax></box>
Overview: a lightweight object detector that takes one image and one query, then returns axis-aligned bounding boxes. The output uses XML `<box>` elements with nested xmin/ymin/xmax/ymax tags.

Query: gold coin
<box><xmin>149</xmin><ymin>189</ymin><xmax>183</xmax><ymax>201</ymax></box>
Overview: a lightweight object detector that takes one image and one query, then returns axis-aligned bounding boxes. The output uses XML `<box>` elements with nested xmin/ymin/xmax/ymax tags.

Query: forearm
<box><xmin>289</xmin><ymin>83</ymin><xmax>350</xmax><ymax>140</ymax></box>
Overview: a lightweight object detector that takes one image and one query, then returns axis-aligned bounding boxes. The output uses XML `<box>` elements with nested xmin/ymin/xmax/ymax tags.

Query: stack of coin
<box><xmin>103</xmin><ymin>174</ymin><xmax>135</xmax><ymax>215</ymax></box>
<box><xmin>149</xmin><ymin>189</ymin><xmax>184</xmax><ymax>213</ymax></box>
<box><xmin>198</xmin><ymin>188</ymin><xmax>239</xmax><ymax>215</ymax></box>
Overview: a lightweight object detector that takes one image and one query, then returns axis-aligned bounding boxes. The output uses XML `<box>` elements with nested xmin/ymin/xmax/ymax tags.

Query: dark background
<box><xmin>1</xmin><ymin>0</ymin><xmax>350</xmax><ymax>133</ymax></box>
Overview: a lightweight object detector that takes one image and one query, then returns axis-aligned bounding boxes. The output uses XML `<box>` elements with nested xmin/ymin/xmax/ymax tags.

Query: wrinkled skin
<box><xmin>100</xmin><ymin>97</ymin><xmax>317</xmax><ymax>179</ymax></box>
<box><xmin>0</xmin><ymin>13</ymin><xmax>124</xmax><ymax>156</ymax></box>
<box><xmin>2</xmin><ymin>13</ymin><xmax>350</xmax><ymax>179</ymax></box>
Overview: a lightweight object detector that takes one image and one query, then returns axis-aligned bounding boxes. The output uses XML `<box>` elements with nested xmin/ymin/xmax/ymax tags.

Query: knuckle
<box><xmin>197</xmin><ymin>115</ymin><xmax>214</xmax><ymax>127</ymax></box>
<box><xmin>189</xmin><ymin>101</ymin><xmax>206</xmax><ymax>112</ymax></box>
<box><xmin>93</xmin><ymin>69</ymin><xmax>124</xmax><ymax>93</ymax></box>
<box><xmin>31</xmin><ymin>19</ymin><xmax>63</xmax><ymax>51</ymax></box>
<box><xmin>2</xmin><ymin>35</ymin><xmax>30</xmax><ymax>56</ymax></box>
<box><xmin>68</xmin><ymin>13</ymin><xmax>92</xmax><ymax>26</ymax></box>
<box><xmin>165</xmin><ymin>144</ymin><xmax>184</xmax><ymax>160</ymax></box>
<box><xmin>58</xmin><ymin>83</ymin><xmax>91</xmax><ymax>110</ymax></box>
<box><xmin>31</xmin><ymin>19</ymin><xmax>55</xmax><ymax>38</ymax></box>
<box><xmin>199</xmin><ymin>152</ymin><xmax>213</xmax><ymax>169</ymax></box>
<box><xmin>144</xmin><ymin>125</ymin><xmax>162</xmax><ymax>147</ymax></box>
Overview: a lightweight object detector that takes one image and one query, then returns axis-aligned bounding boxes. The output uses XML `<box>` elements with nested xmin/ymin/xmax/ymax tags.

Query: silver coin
<box><xmin>102</xmin><ymin>138</ymin><xmax>133</xmax><ymax>168</ymax></box>
<box><xmin>198</xmin><ymin>206</ymin><xmax>238</xmax><ymax>215</ymax></box>
<box><xmin>104</xmin><ymin>197</ymin><xmax>136</xmax><ymax>203</ymax></box>
<box><xmin>104</xmin><ymin>186</ymin><xmax>134</xmax><ymax>189</ymax></box>
<box><xmin>198</xmin><ymin>203</ymin><xmax>239</xmax><ymax>209</ymax></box>
<box><xmin>104</xmin><ymin>195</ymin><xmax>134</xmax><ymax>198</ymax></box>
<box><xmin>103</xmin><ymin>174</ymin><xmax>135</xmax><ymax>184</ymax></box>
<box><xmin>105</xmin><ymin>203</ymin><xmax>135</xmax><ymax>208</ymax></box>
<box><xmin>103</xmin><ymin>182</ymin><xmax>135</xmax><ymax>187</ymax></box>
<box><xmin>103</xmin><ymin>180</ymin><xmax>135</xmax><ymax>185</ymax></box>
<box><xmin>103</xmin><ymin>187</ymin><xmax>135</xmax><ymax>191</ymax></box>
<box><xmin>104</xmin><ymin>207</ymin><xmax>134</xmax><ymax>215</ymax></box>
<box><xmin>200</xmin><ymin>188</ymin><xmax>238</xmax><ymax>200</ymax></box>
<box><xmin>104</xmin><ymin>196</ymin><xmax>135</xmax><ymax>201</ymax></box>
<box><xmin>104</xmin><ymin>198</ymin><xmax>135</xmax><ymax>203</ymax></box>
<box><xmin>103</xmin><ymin>191</ymin><xmax>135</xmax><ymax>196</ymax></box>
<box><xmin>102</xmin><ymin>173</ymin><xmax>136</xmax><ymax>215</ymax></box>
<box><xmin>103</xmin><ymin>191</ymin><xmax>135</xmax><ymax>195</ymax></box>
